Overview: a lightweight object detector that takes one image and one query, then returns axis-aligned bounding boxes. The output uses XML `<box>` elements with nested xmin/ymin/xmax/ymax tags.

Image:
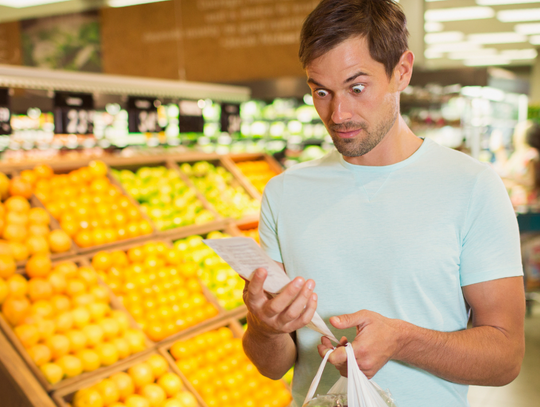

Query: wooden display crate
<box><xmin>52</xmin><ymin>350</ymin><xmax>205</xmax><ymax>407</ymax></box>
<box><xmin>0</xmin><ymin>256</ymin><xmax>153</xmax><ymax>393</ymax></box>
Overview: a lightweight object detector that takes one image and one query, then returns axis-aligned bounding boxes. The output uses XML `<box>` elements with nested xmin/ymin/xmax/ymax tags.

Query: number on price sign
<box><xmin>128</xmin><ymin>97</ymin><xmax>162</xmax><ymax>133</ymax></box>
<box><xmin>221</xmin><ymin>103</ymin><xmax>241</xmax><ymax>135</ymax></box>
<box><xmin>0</xmin><ymin>88</ymin><xmax>11</xmax><ymax>135</ymax></box>
<box><xmin>54</xmin><ymin>92</ymin><xmax>94</xmax><ymax>134</ymax></box>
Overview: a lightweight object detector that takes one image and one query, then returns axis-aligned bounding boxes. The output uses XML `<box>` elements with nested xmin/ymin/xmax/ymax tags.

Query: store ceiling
<box><xmin>0</xmin><ymin>0</ymin><xmax>539</xmax><ymax>71</ymax></box>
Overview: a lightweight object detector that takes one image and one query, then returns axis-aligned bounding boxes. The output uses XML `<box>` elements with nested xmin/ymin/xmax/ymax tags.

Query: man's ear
<box><xmin>395</xmin><ymin>50</ymin><xmax>414</xmax><ymax>91</ymax></box>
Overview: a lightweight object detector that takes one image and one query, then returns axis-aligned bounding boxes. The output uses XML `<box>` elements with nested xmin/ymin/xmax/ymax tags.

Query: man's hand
<box><xmin>243</xmin><ymin>267</ymin><xmax>318</xmax><ymax>337</ymax></box>
<box><xmin>317</xmin><ymin>310</ymin><xmax>404</xmax><ymax>378</ymax></box>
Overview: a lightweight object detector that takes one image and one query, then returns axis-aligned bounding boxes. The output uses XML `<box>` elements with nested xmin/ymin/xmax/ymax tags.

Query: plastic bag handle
<box><xmin>302</xmin><ymin>347</ymin><xmax>335</xmax><ymax>405</ymax></box>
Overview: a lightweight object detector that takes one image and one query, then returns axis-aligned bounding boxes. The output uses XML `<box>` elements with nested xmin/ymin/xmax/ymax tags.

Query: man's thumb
<box><xmin>330</xmin><ymin>310</ymin><xmax>368</xmax><ymax>329</ymax></box>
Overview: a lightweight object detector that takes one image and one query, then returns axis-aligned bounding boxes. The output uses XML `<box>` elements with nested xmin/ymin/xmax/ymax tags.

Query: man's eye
<box><xmin>315</xmin><ymin>90</ymin><xmax>328</xmax><ymax>97</ymax></box>
<box><xmin>352</xmin><ymin>84</ymin><xmax>365</xmax><ymax>94</ymax></box>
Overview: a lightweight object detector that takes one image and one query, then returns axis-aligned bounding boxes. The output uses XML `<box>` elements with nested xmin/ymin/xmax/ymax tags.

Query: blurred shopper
<box><xmin>241</xmin><ymin>1</ymin><xmax>525</xmax><ymax>406</ymax></box>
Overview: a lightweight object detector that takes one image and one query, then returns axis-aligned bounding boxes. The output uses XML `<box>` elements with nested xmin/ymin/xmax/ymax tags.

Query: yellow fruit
<box><xmin>96</xmin><ymin>342</ymin><xmax>119</xmax><ymax>366</ymax></box>
<box><xmin>83</xmin><ymin>324</ymin><xmax>104</xmax><ymax>347</ymax></box>
<box><xmin>174</xmin><ymin>391</ymin><xmax>197</xmax><ymax>407</ymax></box>
<box><xmin>8</xmin><ymin>242</ymin><xmax>29</xmax><ymax>261</ymax></box>
<box><xmin>163</xmin><ymin>400</ymin><xmax>183</xmax><ymax>407</ymax></box>
<box><xmin>73</xmin><ymin>293</ymin><xmax>96</xmax><ymax>307</ymax></box>
<box><xmin>26</xmin><ymin>254</ymin><xmax>52</xmax><ymax>278</ymax></box>
<box><xmin>91</xmin><ymin>286</ymin><xmax>110</xmax><ymax>303</ymax></box>
<box><xmin>49</xmin><ymin>230</ymin><xmax>72</xmax><ymax>253</ymax></box>
<box><xmin>53</xmin><ymin>261</ymin><xmax>78</xmax><ymax>279</ymax></box>
<box><xmin>72</xmin><ymin>307</ymin><xmax>91</xmax><ymax>329</ymax></box>
<box><xmin>88</xmin><ymin>302</ymin><xmax>111</xmax><ymax>322</ymax></box>
<box><xmin>26</xmin><ymin>235</ymin><xmax>50</xmax><ymax>255</ymax></box>
<box><xmin>4</xmin><ymin>196</ymin><xmax>30</xmax><ymax>213</ymax></box>
<box><xmin>30</xmin><ymin>300</ymin><xmax>54</xmax><ymax>319</ymax></box>
<box><xmin>94</xmin><ymin>379</ymin><xmax>120</xmax><ymax>406</ymax></box>
<box><xmin>138</xmin><ymin>384</ymin><xmax>165</xmax><ymax>407</ymax></box>
<box><xmin>57</xmin><ymin>354</ymin><xmax>83</xmax><ymax>378</ymax></box>
<box><xmin>46</xmin><ymin>334</ymin><xmax>70</xmax><ymax>359</ymax></box>
<box><xmin>79</xmin><ymin>266</ymin><xmax>98</xmax><ymax>286</ymax></box>
<box><xmin>27</xmin><ymin>344</ymin><xmax>52</xmax><ymax>366</ymax></box>
<box><xmin>66</xmin><ymin>278</ymin><xmax>86</xmax><ymax>297</ymax></box>
<box><xmin>36</xmin><ymin>319</ymin><xmax>56</xmax><ymax>341</ymax></box>
<box><xmin>28</xmin><ymin>208</ymin><xmax>50</xmax><ymax>225</ymax></box>
<box><xmin>111</xmin><ymin>337</ymin><xmax>131</xmax><ymax>360</ymax></box>
<box><xmin>99</xmin><ymin>318</ymin><xmax>120</xmax><ymax>341</ymax></box>
<box><xmin>73</xmin><ymin>388</ymin><xmax>104</xmax><ymax>407</ymax></box>
<box><xmin>55</xmin><ymin>312</ymin><xmax>74</xmax><ymax>333</ymax></box>
<box><xmin>124</xmin><ymin>330</ymin><xmax>146</xmax><ymax>354</ymax></box>
<box><xmin>0</xmin><ymin>278</ymin><xmax>8</xmax><ymax>304</ymax></box>
<box><xmin>2</xmin><ymin>295</ymin><xmax>30</xmax><ymax>325</ymax></box>
<box><xmin>50</xmin><ymin>294</ymin><xmax>71</xmax><ymax>313</ymax></box>
<box><xmin>14</xmin><ymin>324</ymin><xmax>40</xmax><ymax>348</ymax></box>
<box><xmin>146</xmin><ymin>355</ymin><xmax>168</xmax><ymax>380</ymax></box>
<box><xmin>157</xmin><ymin>372</ymin><xmax>183</xmax><ymax>397</ymax></box>
<box><xmin>0</xmin><ymin>255</ymin><xmax>16</xmax><ymax>279</ymax></box>
<box><xmin>110</xmin><ymin>310</ymin><xmax>130</xmax><ymax>333</ymax></box>
<box><xmin>27</xmin><ymin>278</ymin><xmax>53</xmax><ymax>301</ymax></box>
<box><xmin>76</xmin><ymin>349</ymin><xmax>101</xmax><ymax>372</ymax></box>
<box><xmin>66</xmin><ymin>329</ymin><xmax>88</xmax><ymax>353</ymax></box>
<box><xmin>127</xmin><ymin>362</ymin><xmax>154</xmax><ymax>389</ymax></box>
<box><xmin>48</xmin><ymin>272</ymin><xmax>67</xmax><ymax>294</ymax></box>
<box><xmin>124</xmin><ymin>395</ymin><xmax>149</xmax><ymax>407</ymax></box>
<box><xmin>6</xmin><ymin>274</ymin><xmax>27</xmax><ymax>296</ymax></box>
<box><xmin>40</xmin><ymin>362</ymin><xmax>63</xmax><ymax>385</ymax></box>
<box><xmin>110</xmin><ymin>372</ymin><xmax>135</xmax><ymax>402</ymax></box>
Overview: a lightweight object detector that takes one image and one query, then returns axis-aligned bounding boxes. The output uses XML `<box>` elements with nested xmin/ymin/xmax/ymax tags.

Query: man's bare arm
<box><xmin>319</xmin><ymin>276</ymin><xmax>525</xmax><ymax>386</ymax></box>
<box><xmin>243</xmin><ymin>264</ymin><xmax>318</xmax><ymax>380</ymax></box>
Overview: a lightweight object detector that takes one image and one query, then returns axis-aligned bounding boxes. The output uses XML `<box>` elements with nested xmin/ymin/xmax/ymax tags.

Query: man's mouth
<box><xmin>334</xmin><ymin>128</ymin><xmax>362</xmax><ymax>139</ymax></box>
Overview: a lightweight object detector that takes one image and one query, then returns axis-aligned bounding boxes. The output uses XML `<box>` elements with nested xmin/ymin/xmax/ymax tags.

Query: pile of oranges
<box><xmin>32</xmin><ymin>160</ymin><xmax>152</xmax><ymax>248</ymax></box>
<box><xmin>234</xmin><ymin>160</ymin><xmax>278</xmax><ymax>194</ymax></box>
<box><xmin>240</xmin><ymin>227</ymin><xmax>259</xmax><ymax>244</ymax></box>
<box><xmin>169</xmin><ymin>327</ymin><xmax>292</xmax><ymax>407</ymax></box>
<box><xmin>0</xmin><ymin>257</ymin><xmax>147</xmax><ymax>385</ymax></box>
<box><xmin>71</xmin><ymin>354</ymin><xmax>198</xmax><ymax>407</ymax></box>
<box><xmin>91</xmin><ymin>242</ymin><xmax>219</xmax><ymax>342</ymax></box>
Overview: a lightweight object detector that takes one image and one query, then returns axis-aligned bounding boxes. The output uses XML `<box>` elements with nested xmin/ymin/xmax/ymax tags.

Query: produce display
<box><xmin>92</xmin><ymin>242</ymin><xmax>220</xmax><ymax>342</ymax></box>
<box><xmin>234</xmin><ymin>160</ymin><xmax>278</xmax><ymax>194</ymax></box>
<box><xmin>111</xmin><ymin>166</ymin><xmax>215</xmax><ymax>231</ymax></box>
<box><xmin>169</xmin><ymin>326</ymin><xmax>292</xmax><ymax>407</ymax></box>
<box><xmin>173</xmin><ymin>232</ymin><xmax>244</xmax><ymax>311</ymax></box>
<box><xmin>0</xmin><ymin>258</ymin><xmax>147</xmax><ymax>385</ymax></box>
<box><xmin>240</xmin><ymin>227</ymin><xmax>259</xmax><ymax>244</ymax></box>
<box><xmin>179</xmin><ymin>161</ymin><xmax>260</xmax><ymax>219</ymax></box>
<box><xmin>69</xmin><ymin>354</ymin><xmax>198</xmax><ymax>407</ymax></box>
<box><xmin>33</xmin><ymin>160</ymin><xmax>152</xmax><ymax>248</ymax></box>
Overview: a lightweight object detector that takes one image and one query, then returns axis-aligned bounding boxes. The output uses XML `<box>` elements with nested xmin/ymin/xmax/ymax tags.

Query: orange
<box><xmin>2</xmin><ymin>295</ymin><xmax>30</xmax><ymax>325</ymax></box>
<box><xmin>14</xmin><ymin>324</ymin><xmax>40</xmax><ymax>348</ymax></box>
<box><xmin>145</xmin><ymin>323</ymin><xmax>166</xmax><ymax>342</ymax></box>
<box><xmin>20</xmin><ymin>170</ymin><xmax>37</xmax><ymax>186</ymax></box>
<box><xmin>66</xmin><ymin>278</ymin><xmax>86</xmax><ymax>297</ymax></box>
<box><xmin>26</xmin><ymin>254</ymin><xmax>52</xmax><ymax>278</ymax></box>
<box><xmin>3</xmin><ymin>223</ymin><xmax>27</xmax><ymax>242</ymax></box>
<box><xmin>55</xmin><ymin>312</ymin><xmax>74</xmax><ymax>333</ymax></box>
<box><xmin>146</xmin><ymin>354</ymin><xmax>168</xmax><ymax>380</ymax></box>
<box><xmin>26</xmin><ymin>235</ymin><xmax>50</xmax><ymax>255</ymax></box>
<box><xmin>73</xmin><ymin>293</ymin><xmax>95</xmax><ymax>307</ymax></box>
<box><xmin>110</xmin><ymin>310</ymin><xmax>130</xmax><ymax>333</ymax></box>
<box><xmin>49</xmin><ymin>230</ymin><xmax>71</xmax><ymax>253</ymax></box>
<box><xmin>48</xmin><ymin>272</ymin><xmax>67</xmax><ymax>295</ymax></box>
<box><xmin>169</xmin><ymin>342</ymin><xmax>188</xmax><ymax>361</ymax></box>
<box><xmin>75</xmin><ymin>230</ymin><xmax>93</xmax><ymax>248</ymax></box>
<box><xmin>72</xmin><ymin>307</ymin><xmax>91</xmax><ymax>329</ymax></box>
<box><xmin>73</xmin><ymin>388</ymin><xmax>104</xmax><ymax>407</ymax></box>
<box><xmin>111</xmin><ymin>337</ymin><xmax>131</xmax><ymax>360</ymax></box>
<box><xmin>27</xmin><ymin>278</ymin><xmax>53</xmax><ymax>301</ymax></box>
<box><xmin>88</xmin><ymin>302</ymin><xmax>111</xmax><ymax>322</ymax></box>
<box><xmin>8</xmin><ymin>242</ymin><xmax>29</xmax><ymax>261</ymax></box>
<box><xmin>123</xmin><ymin>329</ymin><xmax>146</xmax><ymax>354</ymax></box>
<box><xmin>54</xmin><ymin>261</ymin><xmax>78</xmax><ymax>279</ymax></box>
<box><xmin>125</xmin><ymin>395</ymin><xmax>149</xmax><ymax>407</ymax></box>
<box><xmin>128</xmin><ymin>362</ymin><xmax>154</xmax><ymax>389</ymax></box>
<box><xmin>79</xmin><ymin>266</ymin><xmax>98</xmax><ymax>286</ymax></box>
<box><xmin>138</xmin><ymin>384</ymin><xmax>165</xmax><ymax>407</ymax></box>
<box><xmin>90</xmin><ymin>286</ymin><xmax>109</xmax><ymax>303</ymax></box>
<box><xmin>7</xmin><ymin>274</ymin><xmax>28</xmax><ymax>296</ymax></box>
<box><xmin>95</xmin><ymin>378</ymin><xmax>120</xmax><ymax>406</ymax></box>
<box><xmin>61</xmin><ymin>219</ymin><xmax>79</xmax><ymax>237</ymax></box>
<box><xmin>157</xmin><ymin>372</ymin><xmax>183</xmax><ymax>397</ymax></box>
<box><xmin>174</xmin><ymin>391</ymin><xmax>197</xmax><ymax>407</ymax></box>
<box><xmin>28</xmin><ymin>224</ymin><xmax>49</xmax><ymax>237</ymax></box>
<box><xmin>89</xmin><ymin>160</ymin><xmax>108</xmax><ymax>178</ymax></box>
<box><xmin>34</xmin><ymin>164</ymin><xmax>54</xmax><ymax>180</ymax></box>
<box><xmin>46</xmin><ymin>334</ymin><xmax>71</xmax><ymax>359</ymax></box>
<box><xmin>66</xmin><ymin>329</ymin><xmax>88</xmax><ymax>353</ymax></box>
<box><xmin>99</xmin><ymin>318</ymin><xmax>120</xmax><ymax>340</ymax></box>
<box><xmin>30</xmin><ymin>299</ymin><xmax>54</xmax><ymax>318</ymax></box>
<box><xmin>0</xmin><ymin>240</ymin><xmax>12</xmax><ymax>256</ymax></box>
<box><xmin>27</xmin><ymin>344</ymin><xmax>52</xmax><ymax>366</ymax></box>
<box><xmin>50</xmin><ymin>295</ymin><xmax>71</xmax><ymax>313</ymax></box>
<box><xmin>83</xmin><ymin>324</ymin><xmax>104</xmax><ymax>347</ymax></box>
<box><xmin>56</xmin><ymin>354</ymin><xmax>83</xmax><ymax>378</ymax></box>
<box><xmin>96</xmin><ymin>342</ymin><xmax>119</xmax><ymax>366</ymax></box>
<box><xmin>28</xmin><ymin>208</ymin><xmax>50</xmax><ymax>225</ymax></box>
<box><xmin>76</xmin><ymin>349</ymin><xmax>101</xmax><ymax>372</ymax></box>
<box><xmin>40</xmin><ymin>362</ymin><xmax>64</xmax><ymax>385</ymax></box>
<box><xmin>0</xmin><ymin>255</ymin><xmax>16</xmax><ymax>278</ymax></box>
<box><xmin>110</xmin><ymin>372</ymin><xmax>135</xmax><ymax>402</ymax></box>
<box><xmin>6</xmin><ymin>211</ymin><xmax>29</xmax><ymax>225</ymax></box>
<box><xmin>4</xmin><ymin>196</ymin><xmax>31</xmax><ymax>213</ymax></box>
<box><xmin>163</xmin><ymin>400</ymin><xmax>182</xmax><ymax>407</ymax></box>
<box><xmin>9</xmin><ymin>177</ymin><xmax>33</xmax><ymax>199</ymax></box>
<box><xmin>0</xmin><ymin>278</ymin><xmax>8</xmax><ymax>304</ymax></box>
<box><xmin>127</xmin><ymin>247</ymin><xmax>144</xmax><ymax>263</ymax></box>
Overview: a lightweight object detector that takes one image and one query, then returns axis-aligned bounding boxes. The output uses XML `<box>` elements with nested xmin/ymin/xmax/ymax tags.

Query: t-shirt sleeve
<box><xmin>259</xmin><ymin>174</ymin><xmax>284</xmax><ymax>263</ymax></box>
<box><xmin>460</xmin><ymin>167</ymin><xmax>523</xmax><ymax>286</ymax></box>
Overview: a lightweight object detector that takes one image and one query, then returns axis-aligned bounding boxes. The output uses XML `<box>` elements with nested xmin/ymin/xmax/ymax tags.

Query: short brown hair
<box><xmin>299</xmin><ymin>0</ymin><xmax>409</xmax><ymax>79</ymax></box>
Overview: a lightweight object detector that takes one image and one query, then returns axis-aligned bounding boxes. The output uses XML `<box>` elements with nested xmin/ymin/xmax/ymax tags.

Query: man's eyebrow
<box><xmin>344</xmin><ymin>71</ymin><xmax>369</xmax><ymax>84</ymax></box>
<box><xmin>307</xmin><ymin>77</ymin><xmax>324</xmax><ymax>87</ymax></box>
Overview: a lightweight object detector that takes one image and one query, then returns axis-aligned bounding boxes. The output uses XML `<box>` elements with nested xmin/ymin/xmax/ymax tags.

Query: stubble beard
<box><xmin>329</xmin><ymin>106</ymin><xmax>399</xmax><ymax>158</ymax></box>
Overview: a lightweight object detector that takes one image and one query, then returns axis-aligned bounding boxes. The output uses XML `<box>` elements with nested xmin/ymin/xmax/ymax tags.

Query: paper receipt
<box><xmin>203</xmin><ymin>237</ymin><xmax>339</xmax><ymax>343</ymax></box>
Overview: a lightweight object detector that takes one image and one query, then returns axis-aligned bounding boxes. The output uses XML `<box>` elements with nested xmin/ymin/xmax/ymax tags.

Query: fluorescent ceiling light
<box><xmin>468</xmin><ymin>32</ymin><xmax>527</xmax><ymax>43</ymax></box>
<box><xmin>477</xmin><ymin>0</ymin><xmax>540</xmax><ymax>5</ymax></box>
<box><xmin>425</xmin><ymin>22</ymin><xmax>444</xmax><ymax>33</ymax></box>
<box><xmin>498</xmin><ymin>8</ymin><xmax>540</xmax><ymax>22</ymax></box>
<box><xmin>530</xmin><ymin>34</ymin><xmax>540</xmax><ymax>44</ymax></box>
<box><xmin>0</xmin><ymin>0</ymin><xmax>68</xmax><ymax>7</ymax></box>
<box><xmin>425</xmin><ymin>7</ymin><xmax>495</xmax><ymax>22</ymax></box>
<box><xmin>448</xmin><ymin>48</ymin><xmax>497</xmax><ymax>59</ymax></box>
<box><xmin>501</xmin><ymin>48</ymin><xmax>538</xmax><ymax>59</ymax></box>
<box><xmin>107</xmin><ymin>0</ymin><xmax>168</xmax><ymax>7</ymax></box>
<box><xmin>515</xmin><ymin>23</ymin><xmax>540</xmax><ymax>34</ymax></box>
<box><xmin>464</xmin><ymin>57</ymin><xmax>511</xmax><ymax>66</ymax></box>
<box><xmin>427</xmin><ymin>41</ymin><xmax>484</xmax><ymax>52</ymax></box>
<box><xmin>425</xmin><ymin>32</ymin><xmax>464</xmax><ymax>44</ymax></box>
<box><xmin>424</xmin><ymin>49</ymin><xmax>444</xmax><ymax>59</ymax></box>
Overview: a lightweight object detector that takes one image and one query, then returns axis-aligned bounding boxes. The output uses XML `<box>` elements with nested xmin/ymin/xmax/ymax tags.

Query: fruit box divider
<box><xmin>51</xmin><ymin>348</ymin><xmax>205</xmax><ymax>407</ymax></box>
<box><xmin>1</xmin><ymin>255</ymin><xmax>155</xmax><ymax>393</ymax></box>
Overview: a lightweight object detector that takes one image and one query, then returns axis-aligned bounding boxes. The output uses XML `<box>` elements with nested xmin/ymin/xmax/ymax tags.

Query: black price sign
<box><xmin>128</xmin><ymin>97</ymin><xmax>162</xmax><ymax>133</ymax></box>
<box><xmin>54</xmin><ymin>92</ymin><xmax>94</xmax><ymax>135</ymax></box>
<box><xmin>0</xmin><ymin>88</ymin><xmax>11</xmax><ymax>135</ymax></box>
<box><xmin>179</xmin><ymin>100</ymin><xmax>204</xmax><ymax>133</ymax></box>
<box><xmin>221</xmin><ymin>103</ymin><xmax>241</xmax><ymax>135</ymax></box>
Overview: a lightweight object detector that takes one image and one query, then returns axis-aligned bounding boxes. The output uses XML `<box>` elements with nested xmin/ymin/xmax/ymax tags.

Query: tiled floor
<box><xmin>468</xmin><ymin>296</ymin><xmax>540</xmax><ymax>407</ymax></box>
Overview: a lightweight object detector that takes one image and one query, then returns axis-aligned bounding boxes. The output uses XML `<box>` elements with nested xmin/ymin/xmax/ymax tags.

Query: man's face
<box><xmin>306</xmin><ymin>36</ymin><xmax>401</xmax><ymax>158</ymax></box>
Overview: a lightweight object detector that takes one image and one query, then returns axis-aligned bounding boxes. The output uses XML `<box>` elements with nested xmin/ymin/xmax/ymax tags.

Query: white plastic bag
<box><xmin>303</xmin><ymin>343</ymin><xmax>397</xmax><ymax>407</ymax></box>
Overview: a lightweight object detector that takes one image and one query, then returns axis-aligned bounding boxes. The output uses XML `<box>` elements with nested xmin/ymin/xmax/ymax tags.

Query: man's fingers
<box><xmin>330</xmin><ymin>310</ymin><xmax>370</xmax><ymax>329</ymax></box>
<box><xmin>246</xmin><ymin>268</ymin><xmax>268</xmax><ymax>308</ymax></box>
<box><xmin>276</xmin><ymin>279</ymin><xmax>315</xmax><ymax>322</ymax></box>
<box><xmin>262</xmin><ymin>277</ymin><xmax>306</xmax><ymax>317</ymax></box>
<box><xmin>328</xmin><ymin>346</ymin><xmax>347</xmax><ymax>367</ymax></box>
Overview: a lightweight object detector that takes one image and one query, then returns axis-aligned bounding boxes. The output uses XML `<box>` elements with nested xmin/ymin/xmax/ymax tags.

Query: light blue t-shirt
<box><xmin>259</xmin><ymin>138</ymin><xmax>523</xmax><ymax>407</ymax></box>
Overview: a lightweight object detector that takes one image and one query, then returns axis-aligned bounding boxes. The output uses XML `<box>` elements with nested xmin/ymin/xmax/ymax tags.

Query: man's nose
<box><xmin>331</xmin><ymin>95</ymin><xmax>353</xmax><ymax>124</ymax></box>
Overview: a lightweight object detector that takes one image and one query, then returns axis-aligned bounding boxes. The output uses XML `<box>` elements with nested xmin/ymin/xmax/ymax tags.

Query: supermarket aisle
<box><xmin>468</xmin><ymin>298</ymin><xmax>540</xmax><ymax>407</ymax></box>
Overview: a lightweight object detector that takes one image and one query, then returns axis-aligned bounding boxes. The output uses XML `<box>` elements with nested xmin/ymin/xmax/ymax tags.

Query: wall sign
<box><xmin>221</xmin><ymin>103</ymin><xmax>241</xmax><ymax>135</ymax></box>
<box><xmin>128</xmin><ymin>97</ymin><xmax>162</xmax><ymax>133</ymax></box>
<box><xmin>179</xmin><ymin>100</ymin><xmax>204</xmax><ymax>133</ymax></box>
<box><xmin>54</xmin><ymin>92</ymin><xmax>94</xmax><ymax>135</ymax></box>
<box><xmin>0</xmin><ymin>88</ymin><xmax>11</xmax><ymax>135</ymax></box>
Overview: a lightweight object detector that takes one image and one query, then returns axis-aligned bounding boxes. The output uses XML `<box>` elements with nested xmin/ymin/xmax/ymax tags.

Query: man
<box><xmin>242</xmin><ymin>1</ymin><xmax>525</xmax><ymax>406</ymax></box>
